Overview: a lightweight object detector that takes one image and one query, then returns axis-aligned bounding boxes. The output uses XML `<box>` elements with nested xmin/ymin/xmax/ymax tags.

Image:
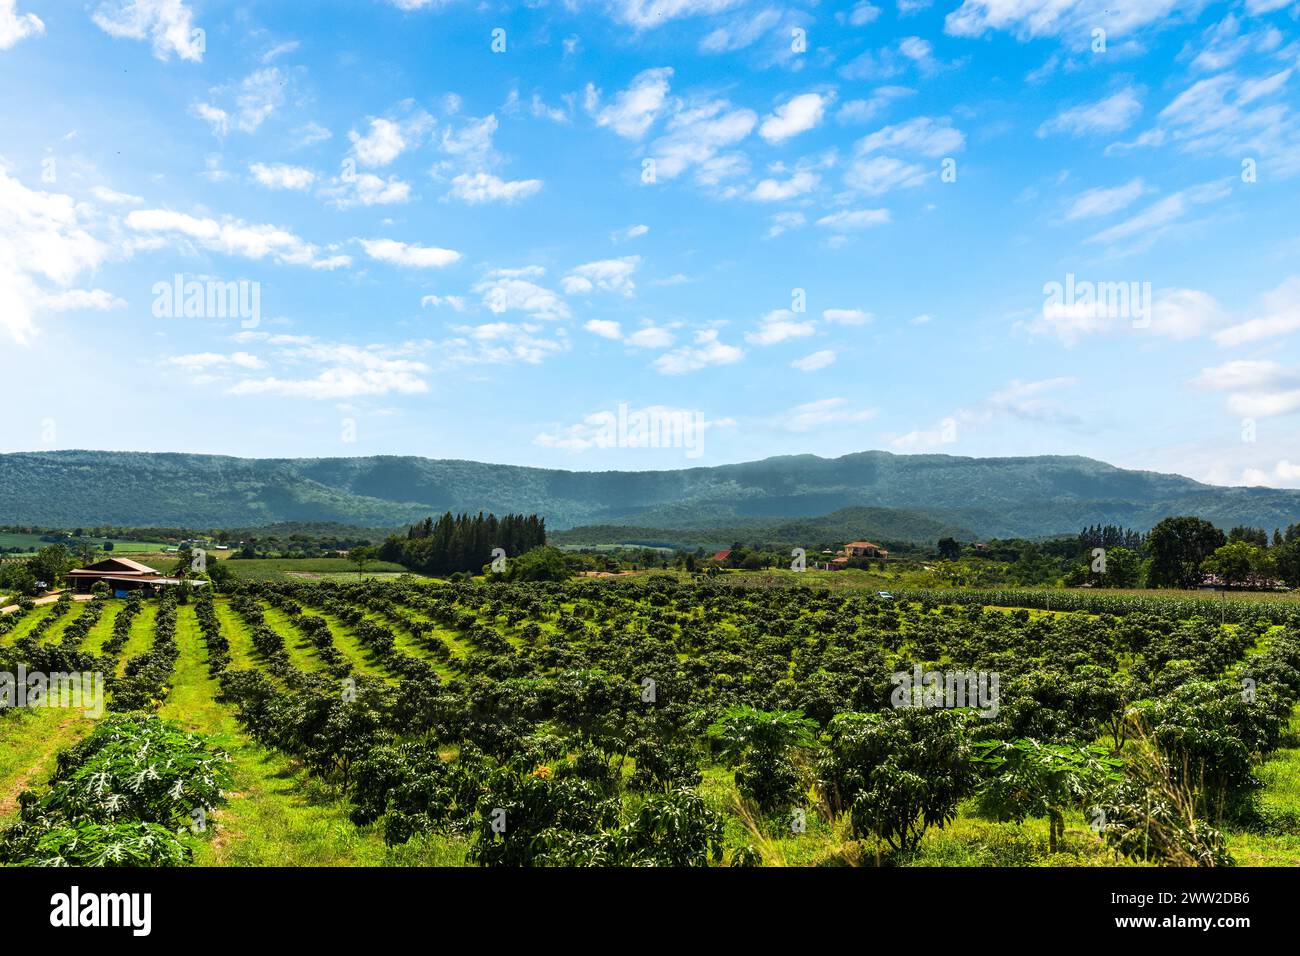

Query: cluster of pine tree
<box><xmin>1077</xmin><ymin>524</ymin><xmax>1146</xmax><ymax>554</ymax></box>
<box><xmin>378</xmin><ymin>512</ymin><xmax>546</xmax><ymax>575</ymax></box>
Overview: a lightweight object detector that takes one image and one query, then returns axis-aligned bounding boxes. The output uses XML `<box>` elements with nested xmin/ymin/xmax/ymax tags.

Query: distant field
<box><xmin>221</xmin><ymin>557</ymin><xmax>416</xmax><ymax>582</ymax></box>
<box><xmin>0</xmin><ymin>532</ymin><xmax>171</xmax><ymax>555</ymax></box>
<box><xmin>703</xmin><ymin>567</ymin><xmax>1300</xmax><ymax>600</ymax></box>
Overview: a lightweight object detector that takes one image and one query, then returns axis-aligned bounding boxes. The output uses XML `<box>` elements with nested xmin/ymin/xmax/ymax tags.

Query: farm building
<box><xmin>842</xmin><ymin>540</ymin><xmax>889</xmax><ymax>559</ymax></box>
<box><xmin>825</xmin><ymin>539</ymin><xmax>890</xmax><ymax>570</ymax></box>
<box><xmin>65</xmin><ymin>557</ymin><xmax>204</xmax><ymax>597</ymax></box>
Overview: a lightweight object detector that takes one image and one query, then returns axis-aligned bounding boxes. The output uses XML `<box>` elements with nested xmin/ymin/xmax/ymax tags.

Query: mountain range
<box><xmin>3</xmin><ymin>449</ymin><xmax>1299</xmax><ymax>541</ymax></box>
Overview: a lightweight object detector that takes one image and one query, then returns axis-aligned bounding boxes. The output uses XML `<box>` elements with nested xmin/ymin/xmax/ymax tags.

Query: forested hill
<box><xmin>4</xmin><ymin>449</ymin><xmax>1300</xmax><ymax>539</ymax></box>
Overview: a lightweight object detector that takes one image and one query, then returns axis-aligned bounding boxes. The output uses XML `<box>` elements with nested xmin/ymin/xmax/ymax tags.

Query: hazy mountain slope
<box><xmin>3</xmin><ymin>449</ymin><xmax>1299</xmax><ymax>539</ymax></box>
<box><xmin>550</xmin><ymin>506</ymin><xmax>979</xmax><ymax>551</ymax></box>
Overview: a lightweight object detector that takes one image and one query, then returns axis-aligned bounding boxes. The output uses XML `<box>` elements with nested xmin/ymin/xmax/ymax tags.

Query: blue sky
<box><xmin>2</xmin><ymin>0</ymin><xmax>1300</xmax><ymax>486</ymax></box>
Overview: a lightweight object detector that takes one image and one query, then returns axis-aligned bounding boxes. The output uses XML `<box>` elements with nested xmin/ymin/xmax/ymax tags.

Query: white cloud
<box><xmin>325</xmin><ymin>172</ymin><xmax>412</xmax><ymax>208</ymax></box>
<box><xmin>845</xmin><ymin>117</ymin><xmax>960</xmax><ymax>194</ymax></box>
<box><xmin>437</xmin><ymin>114</ymin><xmax>498</xmax><ymax>162</ymax></box>
<box><xmin>587</xmin><ymin>67</ymin><xmax>673</xmax><ymax>139</ymax></box>
<box><xmin>694</xmin><ymin>153</ymin><xmax>751</xmax><ymax>187</ymax></box>
<box><xmin>767</xmin><ymin>211</ymin><xmax>806</xmax><ymax>237</ymax></box>
<box><xmin>349</xmin><ymin>111</ymin><xmax>433</xmax><ymax>168</ymax></box>
<box><xmin>1187</xmin><ymin>14</ymin><xmax>1260</xmax><ymax>73</ymax></box>
<box><xmin>792</xmin><ymin>349</ymin><xmax>836</xmax><ymax>372</ymax></box>
<box><xmin>584</xmin><ymin>319</ymin><xmax>623</xmax><ymax>340</ymax></box>
<box><xmin>1191</xmin><ymin>359</ymin><xmax>1291</xmax><ymax>392</ymax></box>
<box><xmin>1086</xmin><ymin>179</ymin><xmax>1231</xmax><ymax>248</ymax></box>
<box><xmin>39</xmin><ymin>288</ymin><xmax>126</xmax><ymax>311</ymax></box>
<box><xmin>224</xmin><ymin>335</ymin><xmax>433</xmax><ymax>398</ymax></box>
<box><xmin>563</xmin><ymin>256</ymin><xmax>640</xmax><ymax>296</ymax></box>
<box><xmin>836</xmin><ymin>87</ymin><xmax>916</xmax><ymax>125</ymax></box>
<box><xmin>0</xmin><ymin>169</ymin><xmax>112</xmax><ymax>344</ymax></box>
<box><xmin>945</xmin><ymin>0</ymin><xmax>1192</xmax><ymax>46</ymax></box>
<box><xmin>746</xmin><ymin>308</ymin><xmax>816</xmax><ymax>345</ymax></box>
<box><xmin>648</xmin><ymin>98</ymin><xmax>757</xmax><ymax>181</ymax></box>
<box><xmin>0</xmin><ymin>0</ymin><xmax>43</xmax><ymax>50</ymax></box>
<box><xmin>426</xmin><ymin>112</ymin><xmax>544</xmax><ymax>205</ymax></box>
<box><xmin>1148</xmin><ymin>288</ymin><xmax>1225</xmax><ymax>339</ymax></box>
<box><xmin>612</xmin><ymin>223</ymin><xmax>650</xmax><ymax>243</ymax></box>
<box><xmin>92</xmin><ymin>0</ymin><xmax>203</xmax><ymax>61</ymax></box>
<box><xmin>230</xmin><ymin>353</ymin><xmax>428</xmax><ymax>399</ymax></box>
<box><xmin>845</xmin><ymin>155</ymin><xmax>929</xmax><ymax>195</ymax></box>
<box><xmin>349</xmin><ymin>118</ymin><xmax>410</xmax><ymax>167</ymax></box>
<box><xmin>441</xmin><ymin>321</ymin><xmax>567</xmax><ymax>366</ymax></box>
<box><xmin>420</xmin><ymin>294</ymin><xmax>466</xmax><ymax>311</ymax></box>
<box><xmin>1241</xmin><ymin>458</ymin><xmax>1300</xmax><ymax>488</ymax></box>
<box><xmin>700</xmin><ymin>7</ymin><xmax>783</xmax><ymax>52</ymax></box>
<box><xmin>1214</xmin><ymin>276</ymin><xmax>1300</xmax><ymax>346</ymax></box>
<box><xmin>748</xmin><ymin>170</ymin><xmax>819</xmax><ymax>201</ymax></box>
<box><xmin>192</xmin><ymin>103</ymin><xmax>230</xmax><ymax>137</ymax></box>
<box><xmin>610</xmin><ymin>0</ymin><xmax>745</xmax><ymax>30</ymax></box>
<box><xmin>652</xmin><ymin>329</ymin><xmax>743</xmax><ymax>374</ymax></box>
<box><xmin>193</xmin><ymin>68</ymin><xmax>286</xmax><ymax>135</ymax></box>
<box><xmin>261</xmin><ymin>40</ymin><xmax>299</xmax><ymax>64</ymax></box>
<box><xmin>1027</xmin><ymin>285</ymin><xmax>1220</xmax><ymax>345</ymax></box>
<box><xmin>249</xmin><ymin>162</ymin><xmax>315</xmax><ymax>190</ymax></box>
<box><xmin>1229</xmin><ymin>391</ymin><xmax>1300</xmax><ymax>418</ymax></box>
<box><xmin>890</xmin><ymin>377</ymin><xmax>1077</xmax><ymax>448</ymax></box>
<box><xmin>166</xmin><ymin>351</ymin><xmax>265</xmax><ymax>371</ymax></box>
<box><xmin>448</xmin><ymin>171</ymin><xmax>542</xmax><ymax>204</ymax></box>
<box><xmin>90</xmin><ymin>185</ymin><xmax>143</xmax><ymax>205</ymax></box>
<box><xmin>777</xmin><ymin>397</ymin><xmax>876</xmax><ymax>431</ymax></box>
<box><xmin>292</xmin><ymin>122</ymin><xmax>333</xmax><ymax>148</ymax></box>
<box><xmin>846</xmin><ymin>3</ymin><xmax>882</xmax><ymax>26</ymax></box>
<box><xmin>580</xmin><ymin>318</ymin><xmax>674</xmax><ymax>345</ymax></box>
<box><xmin>1038</xmin><ymin>88</ymin><xmax>1143</xmax><ymax>138</ymax></box>
<box><xmin>823</xmin><ymin>308</ymin><xmax>872</xmax><ymax>325</ymax></box>
<box><xmin>627</xmin><ymin>325</ymin><xmax>676</xmax><ymax>348</ymax></box>
<box><xmin>474</xmin><ymin>270</ymin><xmax>570</xmax><ymax>320</ymax></box>
<box><xmin>486</xmin><ymin>265</ymin><xmax>545</xmax><ymax>279</ymax></box>
<box><xmin>126</xmin><ymin>208</ymin><xmax>351</xmax><ymax>269</ymax></box>
<box><xmin>816</xmin><ymin>208</ymin><xmax>891</xmax><ymax>231</ymax></box>
<box><xmin>1117</xmin><ymin>68</ymin><xmax>1300</xmax><ymax>178</ymax></box>
<box><xmin>534</xmin><ymin>404</ymin><xmax>734</xmax><ymax>455</ymax></box>
<box><xmin>361</xmin><ymin>238</ymin><xmax>461</xmax><ymax>269</ymax></box>
<box><xmin>760</xmin><ymin>93</ymin><xmax>831</xmax><ymax>144</ymax></box>
<box><xmin>1064</xmin><ymin>178</ymin><xmax>1146</xmax><ymax>220</ymax></box>
<box><xmin>856</xmin><ymin>116</ymin><xmax>965</xmax><ymax>157</ymax></box>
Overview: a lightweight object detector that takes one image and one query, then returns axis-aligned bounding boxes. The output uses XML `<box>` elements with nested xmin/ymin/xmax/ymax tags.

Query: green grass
<box><xmin>0</xmin><ymin>532</ymin><xmax>169</xmax><ymax>555</ymax></box>
<box><xmin>0</xmin><ymin>603</ymin><xmax>53</xmax><ymax>646</ymax></box>
<box><xmin>0</xmin><ymin>708</ymin><xmax>97</xmax><ymax>824</ymax></box>
<box><xmin>222</xmin><ymin>557</ymin><xmax>414</xmax><ymax>583</ymax></box>
<box><xmin>116</xmin><ymin>602</ymin><xmax>158</xmax><ymax>676</ymax></box>
<box><xmin>285</xmin><ymin>603</ymin><xmax>393</xmax><ymax>680</ymax></box>
<box><xmin>80</xmin><ymin>602</ymin><xmax>123</xmax><ymax>654</ymax></box>
<box><xmin>258</xmin><ymin>602</ymin><xmax>330</xmax><ymax>674</ymax></box>
<box><xmin>1226</xmin><ymin>711</ymin><xmax>1300</xmax><ymax>866</ymax></box>
<box><xmin>161</xmin><ymin>603</ymin><xmax>466</xmax><ymax>866</ymax></box>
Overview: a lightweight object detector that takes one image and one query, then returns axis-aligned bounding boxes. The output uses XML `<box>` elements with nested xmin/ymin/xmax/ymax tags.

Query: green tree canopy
<box><xmin>1146</xmin><ymin>516</ymin><xmax>1226</xmax><ymax>588</ymax></box>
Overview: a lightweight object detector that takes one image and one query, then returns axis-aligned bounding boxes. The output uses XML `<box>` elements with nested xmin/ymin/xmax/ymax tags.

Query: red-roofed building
<box><xmin>825</xmin><ymin>539</ymin><xmax>890</xmax><ymax>570</ymax></box>
<box><xmin>712</xmin><ymin>550</ymin><xmax>732</xmax><ymax>563</ymax></box>
<box><xmin>66</xmin><ymin>558</ymin><xmax>204</xmax><ymax>597</ymax></box>
<box><xmin>842</xmin><ymin>540</ymin><xmax>889</xmax><ymax>559</ymax></box>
